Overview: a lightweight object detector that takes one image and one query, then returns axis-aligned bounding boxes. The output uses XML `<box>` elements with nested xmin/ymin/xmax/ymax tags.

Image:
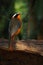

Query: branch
<box><xmin>0</xmin><ymin>39</ymin><xmax>43</xmax><ymax>56</ymax></box>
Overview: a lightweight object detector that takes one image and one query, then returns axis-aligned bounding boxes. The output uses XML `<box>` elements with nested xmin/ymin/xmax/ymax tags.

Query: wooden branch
<box><xmin>16</xmin><ymin>40</ymin><xmax>43</xmax><ymax>56</ymax></box>
<box><xmin>0</xmin><ymin>39</ymin><xmax>43</xmax><ymax>56</ymax></box>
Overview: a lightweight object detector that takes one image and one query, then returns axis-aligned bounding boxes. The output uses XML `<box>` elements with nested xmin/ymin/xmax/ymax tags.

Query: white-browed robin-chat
<box><xmin>9</xmin><ymin>13</ymin><xmax>22</xmax><ymax>51</ymax></box>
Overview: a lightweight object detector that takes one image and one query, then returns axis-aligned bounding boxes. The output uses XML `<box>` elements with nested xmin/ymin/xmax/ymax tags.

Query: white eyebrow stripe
<box><xmin>12</xmin><ymin>14</ymin><xmax>16</xmax><ymax>18</ymax></box>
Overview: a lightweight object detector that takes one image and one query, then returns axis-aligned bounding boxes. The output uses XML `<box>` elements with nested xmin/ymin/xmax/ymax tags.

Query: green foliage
<box><xmin>15</xmin><ymin>0</ymin><xmax>28</xmax><ymax>19</ymax></box>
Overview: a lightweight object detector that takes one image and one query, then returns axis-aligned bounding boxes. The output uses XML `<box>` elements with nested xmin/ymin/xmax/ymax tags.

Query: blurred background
<box><xmin>0</xmin><ymin>0</ymin><xmax>43</xmax><ymax>40</ymax></box>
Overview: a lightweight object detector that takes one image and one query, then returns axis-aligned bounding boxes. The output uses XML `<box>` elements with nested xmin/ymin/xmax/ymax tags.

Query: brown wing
<box><xmin>9</xmin><ymin>18</ymin><xmax>21</xmax><ymax>37</ymax></box>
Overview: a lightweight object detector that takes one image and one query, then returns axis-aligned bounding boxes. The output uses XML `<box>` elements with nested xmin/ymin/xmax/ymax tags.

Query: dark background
<box><xmin>0</xmin><ymin>0</ymin><xmax>43</xmax><ymax>40</ymax></box>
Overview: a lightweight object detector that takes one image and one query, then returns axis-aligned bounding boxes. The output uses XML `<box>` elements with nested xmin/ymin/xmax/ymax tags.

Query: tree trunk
<box><xmin>27</xmin><ymin>0</ymin><xmax>37</xmax><ymax>39</ymax></box>
<box><xmin>28</xmin><ymin>0</ymin><xmax>43</xmax><ymax>40</ymax></box>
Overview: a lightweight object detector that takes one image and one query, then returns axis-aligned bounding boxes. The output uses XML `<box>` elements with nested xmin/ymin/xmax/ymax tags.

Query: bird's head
<box><xmin>12</xmin><ymin>13</ymin><xmax>21</xmax><ymax>20</ymax></box>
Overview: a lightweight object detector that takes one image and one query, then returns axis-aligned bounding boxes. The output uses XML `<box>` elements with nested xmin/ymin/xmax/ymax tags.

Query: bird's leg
<box><xmin>9</xmin><ymin>38</ymin><xmax>13</xmax><ymax>51</ymax></box>
<box><xmin>8</xmin><ymin>33</ymin><xmax>14</xmax><ymax>51</ymax></box>
<box><xmin>8</xmin><ymin>33</ymin><xmax>11</xmax><ymax>49</ymax></box>
<box><xmin>9</xmin><ymin>36</ymin><xmax>16</xmax><ymax>51</ymax></box>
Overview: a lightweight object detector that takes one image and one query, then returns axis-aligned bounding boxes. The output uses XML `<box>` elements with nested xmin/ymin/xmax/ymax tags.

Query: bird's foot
<box><xmin>9</xmin><ymin>45</ymin><xmax>14</xmax><ymax>51</ymax></box>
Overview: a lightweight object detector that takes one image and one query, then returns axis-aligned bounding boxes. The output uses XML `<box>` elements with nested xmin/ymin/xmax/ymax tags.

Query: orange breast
<box><xmin>11</xmin><ymin>27</ymin><xmax>21</xmax><ymax>39</ymax></box>
<box><xmin>15</xmin><ymin>28</ymin><xmax>21</xmax><ymax>35</ymax></box>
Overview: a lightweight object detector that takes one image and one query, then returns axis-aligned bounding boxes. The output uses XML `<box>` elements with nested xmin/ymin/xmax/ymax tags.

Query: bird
<box><xmin>8</xmin><ymin>13</ymin><xmax>22</xmax><ymax>51</ymax></box>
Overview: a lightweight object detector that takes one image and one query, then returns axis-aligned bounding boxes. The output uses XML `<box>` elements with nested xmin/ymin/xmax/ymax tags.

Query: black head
<box><xmin>12</xmin><ymin>13</ymin><xmax>20</xmax><ymax>18</ymax></box>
